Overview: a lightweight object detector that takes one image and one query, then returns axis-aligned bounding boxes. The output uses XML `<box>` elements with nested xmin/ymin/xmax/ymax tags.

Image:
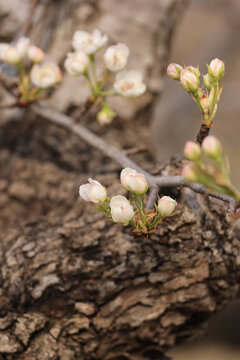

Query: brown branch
<box><xmin>196</xmin><ymin>121</ymin><xmax>211</xmax><ymax>145</ymax></box>
<box><xmin>31</xmin><ymin>102</ymin><xmax>237</xmax><ymax>208</ymax></box>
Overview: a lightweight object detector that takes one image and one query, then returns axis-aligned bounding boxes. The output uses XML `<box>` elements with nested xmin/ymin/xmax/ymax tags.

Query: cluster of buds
<box><xmin>65</xmin><ymin>29</ymin><xmax>146</xmax><ymax>125</ymax></box>
<box><xmin>79</xmin><ymin>167</ymin><xmax>177</xmax><ymax>235</ymax></box>
<box><xmin>0</xmin><ymin>37</ymin><xmax>62</xmax><ymax>105</ymax></box>
<box><xmin>182</xmin><ymin>136</ymin><xmax>240</xmax><ymax>200</ymax></box>
<box><xmin>167</xmin><ymin>58</ymin><xmax>225</xmax><ymax>125</ymax></box>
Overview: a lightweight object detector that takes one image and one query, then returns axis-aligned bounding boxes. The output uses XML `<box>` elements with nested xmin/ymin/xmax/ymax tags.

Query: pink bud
<box><xmin>185</xmin><ymin>65</ymin><xmax>200</xmax><ymax>77</ymax></box>
<box><xmin>167</xmin><ymin>63</ymin><xmax>183</xmax><ymax>80</ymax></box>
<box><xmin>184</xmin><ymin>141</ymin><xmax>201</xmax><ymax>160</ymax></box>
<box><xmin>182</xmin><ymin>164</ymin><xmax>199</xmax><ymax>183</ymax></box>
<box><xmin>180</xmin><ymin>69</ymin><xmax>199</xmax><ymax>93</ymax></box>
<box><xmin>208</xmin><ymin>58</ymin><xmax>225</xmax><ymax>80</ymax></box>
<box><xmin>203</xmin><ymin>73</ymin><xmax>212</xmax><ymax>90</ymax></box>
<box><xmin>27</xmin><ymin>45</ymin><xmax>45</xmax><ymax>63</ymax></box>
<box><xmin>202</xmin><ymin>136</ymin><xmax>222</xmax><ymax>159</ymax></box>
<box><xmin>157</xmin><ymin>196</ymin><xmax>177</xmax><ymax>216</ymax></box>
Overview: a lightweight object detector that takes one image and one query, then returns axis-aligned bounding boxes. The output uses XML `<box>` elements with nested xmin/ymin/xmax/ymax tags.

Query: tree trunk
<box><xmin>3</xmin><ymin>1</ymin><xmax>240</xmax><ymax>360</ymax></box>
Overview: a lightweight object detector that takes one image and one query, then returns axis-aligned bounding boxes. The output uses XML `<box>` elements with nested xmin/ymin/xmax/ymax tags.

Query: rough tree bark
<box><xmin>3</xmin><ymin>1</ymin><xmax>240</xmax><ymax>360</ymax></box>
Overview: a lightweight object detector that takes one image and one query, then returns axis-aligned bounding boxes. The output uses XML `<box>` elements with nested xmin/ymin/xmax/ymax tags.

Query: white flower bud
<box><xmin>114</xmin><ymin>70</ymin><xmax>146</xmax><ymax>97</ymax></box>
<box><xmin>104</xmin><ymin>43</ymin><xmax>129</xmax><ymax>71</ymax></box>
<box><xmin>167</xmin><ymin>63</ymin><xmax>183</xmax><ymax>80</ymax></box>
<box><xmin>27</xmin><ymin>45</ymin><xmax>45</xmax><ymax>63</ymax></box>
<box><xmin>120</xmin><ymin>167</ymin><xmax>148</xmax><ymax>194</ymax></box>
<box><xmin>2</xmin><ymin>45</ymin><xmax>22</xmax><ymax>64</ymax></box>
<box><xmin>15</xmin><ymin>37</ymin><xmax>30</xmax><ymax>57</ymax></box>
<box><xmin>64</xmin><ymin>51</ymin><xmax>89</xmax><ymax>76</ymax></box>
<box><xmin>184</xmin><ymin>141</ymin><xmax>201</xmax><ymax>160</ymax></box>
<box><xmin>208</xmin><ymin>58</ymin><xmax>225</xmax><ymax>81</ymax></box>
<box><xmin>97</xmin><ymin>103</ymin><xmax>116</xmax><ymax>125</ymax></box>
<box><xmin>30</xmin><ymin>63</ymin><xmax>62</xmax><ymax>88</ymax></box>
<box><xmin>157</xmin><ymin>196</ymin><xmax>177</xmax><ymax>216</ymax></box>
<box><xmin>202</xmin><ymin>136</ymin><xmax>222</xmax><ymax>159</ymax></box>
<box><xmin>79</xmin><ymin>178</ymin><xmax>107</xmax><ymax>203</ymax></box>
<box><xmin>110</xmin><ymin>195</ymin><xmax>134</xmax><ymax>225</ymax></box>
<box><xmin>203</xmin><ymin>73</ymin><xmax>212</xmax><ymax>91</ymax></box>
<box><xmin>185</xmin><ymin>65</ymin><xmax>200</xmax><ymax>77</ymax></box>
<box><xmin>180</xmin><ymin>69</ymin><xmax>199</xmax><ymax>93</ymax></box>
<box><xmin>0</xmin><ymin>43</ymin><xmax>10</xmax><ymax>60</ymax></box>
<box><xmin>72</xmin><ymin>29</ymin><xmax>108</xmax><ymax>54</ymax></box>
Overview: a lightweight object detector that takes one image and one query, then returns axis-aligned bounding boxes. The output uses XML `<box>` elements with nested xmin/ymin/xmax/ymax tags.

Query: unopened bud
<box><xmin>182</xmin><ymin>164</ymin><xmax>199</xmax><ymax>183</ymax></box>
<box><xmin>208</xmin><ymin>58</ymin><xmax>225</xmax><ymax>81</ymax></box>
<box><xmin>27</xmin><ymin>45</ymin><xmax>45</xmax><ymax>63</ymax></box>
<box><xmin>202</xmin><ymin>136</ymin><xmax>222</xmax><ymax>159</ymax></box>
<box><xmin>120</xmin><ymin>167</ymin><xmax>148</xmax><ymax>194</ymax></box>
<box><xmin>185</xmin><ymin>65</ymin><xmax>200</xmax><ymax>78</ymax></box>
<box><xmin>180</xmin><ymin>69</ymin><xmax>199</xmax><ymax>93</ymax></box>
<box><xmin>167</xmin><ymin>63</ymin><xmax>183</xmax><ymax>80</ymax></box>
<box><xmin>157</xmin><ymin>196</ymin><xmax>177</xmax><ymax>216</ymax></box>
<box><xmin>203</xmin><ymin>73</ymin><xmax>212</xmax><ymax>91</ymax></box>
<box><xmin>79</xmin><ymin>178</ymin><xmax>107</xmax><ymax>203</ymax></box>
<box><xmin>184</xmin><ymin>141</ymin><xmax>201</xmax><ymax>161</ymax></box>
<box><xmin>3</xmin><ymin>46</ymin><xmax>21</xmax><ymax>64</ymax></box>
<box><xmin>97</xmin><ymin>103</ymin><xmax>116</xmax><ymax>125</ymax></box>
<box><xmin>110</xmin><ymin>195</ymin><xmax>134</xmax><ymax>225</ymax></box>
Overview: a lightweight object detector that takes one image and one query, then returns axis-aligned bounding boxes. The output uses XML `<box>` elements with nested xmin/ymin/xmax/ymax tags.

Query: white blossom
<box><xmin>0</xmin><ymin>43</ymin><xmax>10</xmax><ymax>60</ymax></box>
<box><xmin>72</xmin><ymin>29</ymin><xmax>108</xmax><ymax>54</ymax></box>
<box><xmin>30</xmin><ymin>63</ymin><xmax>62</xmax><ymax>88</ymax></box>
<box><xmin>202</xmin><ymin>136</ymin><xmax>222</xmax><ymax>158</ymax></box>
<box><xmin>15</xmin><ymin>36</ymin><xmax>30</xmax><ymax>57</ymax></box>
<box><xmin>110</xmin><ymin>195</ymin><xmax>134</xmax><ymax>225</ymax></box>
<box><xmin>209</xmin><ymin>58</ymin><xmax>225</xmax><ymax>80</ymax></box>
<box><xmin>120</xmin><ymin>167</ymin><xmax>148</xmax><ymax>194</ymax></box>
<box><xmin>113</xmin><ymin>70</ymin><xmax>146</xmax><ymax>97</ymax></box>
<box><xmin>79</xmin><ymin>178</ymin><xmax>107</xmax><ymax>203</ymax></box>
<box><xmin>104</xmin><ymin>43</ymin><xmax>129</xmax><ymax>72</ymax></box>
<box><xmin>2</xmin><ymin>45</ymin><xmax>22</xmax><ymax>64</ymax></box>
<box><xmin>180</xmin><ymin>69</ymin><xmax>199</xmax><ymax>93</ymax></box>
<box><xmin>157</xmin><ymin>196</ymin><xmax>177</xmax><ymax>216</ymax></box>
<box><xmin>64</xmin><ymin>51</ymin><xmax>89</xmax><ymax>76</ymax></box>
<box><xmin>27</xmin><ymin>45</ymin><xmax>45</xmax><ymax>63</ymax></box>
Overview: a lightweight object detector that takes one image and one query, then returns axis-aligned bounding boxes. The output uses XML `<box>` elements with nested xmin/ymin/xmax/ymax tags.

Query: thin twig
<box><xmin>31</xmin><ymin>102</ymin><xmax>237</xmax><ymax>207</ymax></box>
<box><xmin>146</xmin><ymin>185</ymin><xmax>160</xmax><ymax>209</ymax></box>
<box><xmin>124</xmin><ymin>145</ymin><xmax>148</xmax><ymax>156</ymax></box>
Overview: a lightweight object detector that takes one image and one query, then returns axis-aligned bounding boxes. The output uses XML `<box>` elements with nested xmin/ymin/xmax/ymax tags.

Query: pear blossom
<box><xmin>104</xmin><ymin>43</ymin><xmax>129</xmax><ymax>72</ymax></box>
<box><xmin>0</xmin><ymin>43</ymin><xmax>10</xmax><ymax>60</ymax></box>
<box><xmin>64</xmin><ymin>51</ymin><xmax>89</xmax><ymax>76</ymax></box>
<box><xmin>180</xmin><ymin>69</ymin><xmax>199</xmax><ymax>93</ymax></box>
<box><xmin>167</xmin><ymin>63</ymin><xmax>183</xmax><ymax>80</ymax></box>
<box><xmin>202</xmin><ymin>136</ymin><xmax>222</xmax><ymax>159</ymax></box>
<box><xmin>185</xmin><ymin>65</ymin><xmax>200</xmax><ymax>77</ymax></box>
<box><xmin>110</xmin><ymin>195</ymin><xmax>134</xmax><ymax>225</ymax></box>
<box><xmin>114</xmin><ymin>70</ymin><xmax>146</xmax><ymax>97</ymax></box>
<box><xmin>157</xmin><ymin>196</ymin><xmax>177</xmax><ymax>216</ymax></box>
<box><xmin>203</xmin><ymin>73</ymin><xmax>212</xmax><ymax>90</ymax></box>
<box><xmin>79</xmin><ymin>178</ymin><xmax>107</xmax><ymax>203</ymax></box>
<box><xmin>2</xmin><ymin>45</ymin><xmax>22</xmax><ymax>64</ymax></box>
<box><xmin>120</xmin><ymin>167</ymin><xmax>148</xmax><ymax>194</ymax></box>
<box><xmin>184</xmin><ymin>141</ymin><xmax>201</xmax><ymax>160</ymax></box>
<box><xmin>30</xmin><ymin>63</ymin><xmax>62</xmax><ymax>88</ymax></box>
<box><xmin>97</xmin><ymin>104</ymin><xmax>116</xmax><ymax>125</ymax></box>
<box><xmin>208</xmin><ymin>58</ymin><xmax>225</xmax><ymax>80</ymax></box>
<box><xmin>72</xmin><ymin>29</ymin><xmax>108</xmax><ymax>54</ymax></box>
<box><xmin>15</xmin><ymin>36</ymin><xmax>30</xmax><ymax>58</ymax></box>
<box><xmin>27</xmin><ymin>45</ymin><xmax>45</xmax><ymax>63</ymax></box>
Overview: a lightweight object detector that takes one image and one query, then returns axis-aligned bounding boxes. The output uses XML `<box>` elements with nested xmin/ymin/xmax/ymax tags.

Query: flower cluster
<box><xmin>183</xmin><ymin>136</ymin><xmax>240</xmax><ymax>200</ymax></box>
<box><xmin>0</xmin><ymin>37</ymin><xmax>62</xmax><ymax>105</ymax></box>
<box><xmin>167</xmin><ymin>58</ymin><xmax>225</xmax><ymax>125</ymax></box>
<box><xmin>65</xmin><ymin>29</ymin><xmax>146</xmax><ymax>125</ymax></box>
<box><xmin>79</xmin><ymin>167</ymin><xmax>177</xmax><ymax>235</ymax></box>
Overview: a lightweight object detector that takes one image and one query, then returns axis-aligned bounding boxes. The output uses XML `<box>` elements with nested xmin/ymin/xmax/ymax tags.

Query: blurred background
<box><xmin>0</xmin><ymin>0</ymin><xmax>240</xmax><ymax>359</ymax></box>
